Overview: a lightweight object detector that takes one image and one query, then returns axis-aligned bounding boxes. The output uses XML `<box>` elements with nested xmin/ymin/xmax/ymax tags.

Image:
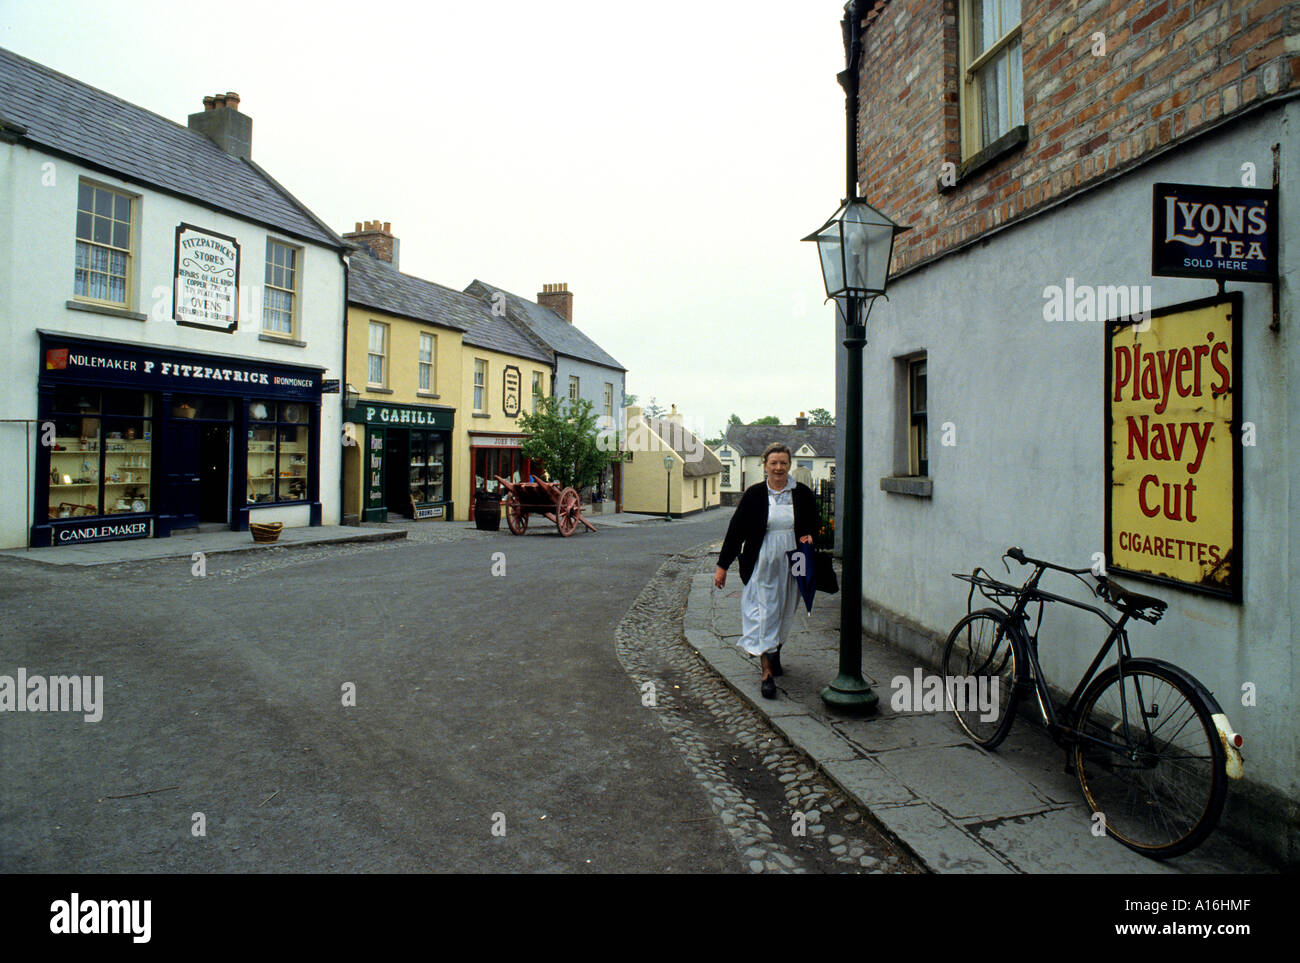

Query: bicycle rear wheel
<box><xmin>1073</xmin><ymin>660</ymin><xmax>1226</xmax><ymax>858</ymax></box>
<box><xmin>940</xmin><ymin>609</ymin><xmax>1020</xmax><ymax>749</ymax></box>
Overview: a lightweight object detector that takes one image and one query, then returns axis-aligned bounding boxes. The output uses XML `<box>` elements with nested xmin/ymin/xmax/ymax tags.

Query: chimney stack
<box><xmin>342</xmin><ymin>220</ymin><xmax>400</xmax><ymax>268</ymax></box>
<box><xmin>796</xmin><ymin>411</ymin><xmax>809</xmax><ymax>429</ymax></box>
<box><xmin>188</xmin><ymin>91</ymin><xmax>251</xmax><ymax>160</ymax></box>
<box><xmin>537</xmin><ymin>282</ymin><xmax>573</xmax><ymax>323</ymax></box>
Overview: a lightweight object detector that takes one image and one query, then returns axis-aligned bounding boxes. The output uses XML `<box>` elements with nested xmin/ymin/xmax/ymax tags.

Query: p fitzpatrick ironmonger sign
<box><xmin>174</xmin><ymin>224</ymin><xmax>240</xmax><ymax>331</ymax></box>
<box><xmin>1152</xmin><ymin>183</ymin><xmax>1278</xmax><ymax>282</ymax></box>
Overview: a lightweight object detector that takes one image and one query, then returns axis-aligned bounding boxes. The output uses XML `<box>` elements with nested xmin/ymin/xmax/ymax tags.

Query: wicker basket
<box><xmin>250</xmin><ymin>521</ymin><xmax>284</xmax><ymax>544</ymax></box>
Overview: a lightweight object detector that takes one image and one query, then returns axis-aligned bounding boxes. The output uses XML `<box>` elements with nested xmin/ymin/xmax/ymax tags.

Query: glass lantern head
<box><xmin>803</xmin><ymin>199</ymin><xmax>903</xmax><ymax>300</ymax></box>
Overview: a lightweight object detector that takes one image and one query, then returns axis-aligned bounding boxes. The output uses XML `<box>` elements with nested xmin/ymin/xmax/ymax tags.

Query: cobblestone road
<box><xmin>615</xmin><ymin>539</ymin><xmax>920</xmax><ymax>874</ymax></box>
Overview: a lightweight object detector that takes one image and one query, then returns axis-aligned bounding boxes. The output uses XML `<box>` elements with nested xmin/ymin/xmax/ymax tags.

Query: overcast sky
<box><xmin>2</xmin><ymin>0</ymin><xmax>852</xmax><ymax>439</ymax></box>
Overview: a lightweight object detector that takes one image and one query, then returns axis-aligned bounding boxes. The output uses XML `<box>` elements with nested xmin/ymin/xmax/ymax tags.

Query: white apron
<box><xmin>738</xmin><ymin>491</ymin><xmax>800</xmax><ymax>656</ymax></box>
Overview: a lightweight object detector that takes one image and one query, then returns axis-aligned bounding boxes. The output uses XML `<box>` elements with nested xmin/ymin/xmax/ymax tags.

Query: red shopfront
<box><xmin>468</xmin><ymin>431</ymin><xmax>537</xmax><ymax>520</ymax></box>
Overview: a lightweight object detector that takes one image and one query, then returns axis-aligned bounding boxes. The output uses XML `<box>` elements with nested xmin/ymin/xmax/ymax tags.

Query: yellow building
<box><xmin>621</xmin><ymin>405</ymin><xmax>723</xmax><ymax>516</ymax></box>
<box><xmin>340</xmin><ymin>222</ymin><xmax>555</xmax><ymax>523</ymax></box>
<box><xmin>456</xmin><ymin>304</ymin><xmax>554</xmax><ymax>520</ymax></box>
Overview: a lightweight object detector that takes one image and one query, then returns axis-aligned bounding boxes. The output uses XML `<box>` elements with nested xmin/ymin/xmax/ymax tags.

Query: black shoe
<box><xmin>761</xmin><ymin>676</ymin><xmax>777</xmax><ymax>699</ymax></box>
<box><xmin>769</xmin><ymin>649</ymin><xmax>783</xmax><ymax>676</ymax></box>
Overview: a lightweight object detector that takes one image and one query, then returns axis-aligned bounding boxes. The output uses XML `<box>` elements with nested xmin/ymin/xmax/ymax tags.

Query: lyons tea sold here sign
<box><xmin>1105</xmin><ymin>294</ymin><xmax>1241</xmax><ymax>601</ymax></box>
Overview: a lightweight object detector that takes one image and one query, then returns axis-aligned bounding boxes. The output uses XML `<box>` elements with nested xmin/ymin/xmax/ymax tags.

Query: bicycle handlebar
<box><xmin>1004</xmin><ymin>546</ymin><xmax>1091</xmax><ymax>576</ymax></box>
<box><xmin>1001</xmin><ymin>547</ymin><xmax>1167</xmax><ymax>624</ymax></box>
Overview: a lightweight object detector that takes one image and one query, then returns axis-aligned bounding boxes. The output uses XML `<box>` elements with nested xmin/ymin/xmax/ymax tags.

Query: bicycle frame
<box><xmin>971</xmin><ymin>563</ymin><xmax>1154</xmax><ymax>757</ymax></box>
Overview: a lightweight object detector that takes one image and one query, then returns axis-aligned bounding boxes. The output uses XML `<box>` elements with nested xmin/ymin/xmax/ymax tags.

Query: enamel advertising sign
<box><xmin>1152</xmin><ymin>183</ymin><xmax>1277</xmax><ymax>282</ymax></box>
<box><xmin>1105</xmin><ymin>294</ymin><xmax>1241</xmax><ymax>601</ymax></box>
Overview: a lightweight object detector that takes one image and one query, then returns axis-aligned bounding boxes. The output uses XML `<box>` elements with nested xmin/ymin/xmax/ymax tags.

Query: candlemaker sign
<box><xmin>174</xmin><ymin>223</ymin><xmax>240</xmax><ymax>331</ymax></box>
<box><xmin>1105</xmin><ymin>294</ymin><xmax>1241</xmax><ymax>601</ymax></box>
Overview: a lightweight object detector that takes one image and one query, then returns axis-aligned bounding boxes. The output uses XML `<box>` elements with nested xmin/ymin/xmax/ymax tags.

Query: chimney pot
<box><xmin>341</xmin><ymin>219</ymin><xmax>400</xmax><ymax>269</ymax></box>
<box><xmin>189</xmin><ymin>92</ymin><xmax>252</xmax><ymax>158</ymax></box>
<box><xmin>537</xmin><ymin>282</ymin><xmax>574</xmax><ymax>322</ymax></box>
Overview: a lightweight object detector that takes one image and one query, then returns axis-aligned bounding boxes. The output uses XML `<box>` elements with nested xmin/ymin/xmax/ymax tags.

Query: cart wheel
<box><xmin>505</xmin><ymin>494</ymin><xmax>528</xmax><ymax>535</ymax></box>
<box><xmin>556</xmin><ymin>487</ymin><xmax>580</xmax><ymax>537</ymax></box>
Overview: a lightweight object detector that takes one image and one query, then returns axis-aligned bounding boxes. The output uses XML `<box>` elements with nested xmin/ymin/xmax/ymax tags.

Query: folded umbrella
<box><xmin>786</xmin><ymin>541</ymin><xmax>817</xmax><ymax>613</ymax></box>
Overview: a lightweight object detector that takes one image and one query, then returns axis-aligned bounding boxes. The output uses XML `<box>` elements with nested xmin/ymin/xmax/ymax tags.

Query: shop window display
<box><xmin>247</xmin><ymin>401</ymin><xmax>308</xmax><ymax>503</ymax></box>
<box><xmin>47</xmin><ymin>388</ymin><xmax>152</xmax><ymax>519</ymax></box>
<box><xmin>408</xmin><ymin>431</ymin><xmax>447</xmax><ymax>506</ymax></box>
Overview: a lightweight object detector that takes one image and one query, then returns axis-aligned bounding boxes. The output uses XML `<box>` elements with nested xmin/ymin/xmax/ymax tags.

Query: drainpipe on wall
<box><xmin>339</xmin><ymin>250</ymin><xmax>350</xmax><ymax>525</ymax></box>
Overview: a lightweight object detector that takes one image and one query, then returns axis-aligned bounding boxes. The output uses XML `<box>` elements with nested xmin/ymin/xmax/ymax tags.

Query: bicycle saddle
<box><xmin>1096</xmin><ymin>576</ymin><xmax>1167</xmax><ymax>623</ymax></box>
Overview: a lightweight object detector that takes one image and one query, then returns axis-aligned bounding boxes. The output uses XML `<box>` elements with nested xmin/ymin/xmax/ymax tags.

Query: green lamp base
<box><xmin>820</xmin><ymin>674</ymin><xmax>880</xmax><ymax>714</ymax></box>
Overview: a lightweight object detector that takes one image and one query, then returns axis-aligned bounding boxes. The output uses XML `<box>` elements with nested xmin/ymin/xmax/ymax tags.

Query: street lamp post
<box><xmin>802</xmin><ymin>0</ymin><xmax>907</xmax><ymax>713</ymax></box>
<box><xmin>663</xmin><ymin>454</ymin><xmax>674</xmax><ymax>521</ymax></box>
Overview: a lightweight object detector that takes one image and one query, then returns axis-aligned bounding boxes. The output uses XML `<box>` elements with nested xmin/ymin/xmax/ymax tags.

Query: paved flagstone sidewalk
<box><xmin>683</xmin><ymin>567</ymin><xmax>1276</xmax><ymax>874</ymax></box>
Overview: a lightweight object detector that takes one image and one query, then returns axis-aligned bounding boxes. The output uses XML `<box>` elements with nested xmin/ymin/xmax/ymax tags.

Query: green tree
<box><xmin>644</xmin><ymin>397</ymin><xmax>667</xmax><ymax>419</ymax></box>
<box><xmin>809</xmin><ymin>407</ymin><xmax>834</xmax><ymax>426</ymax></box>
<box><xmin>517</xmin><ymin>396</ymin><xmax>615</xmax><ymax>491</ymax></box>
<box><xmin>623</xmin><ymin>392</ymin><xmax>638</xmax><ymax>407</ymax></box>
<box><xmin>753</xmin><ymin>415</ymin><xmax>781</xmax><ymax>425</ymax></box>
<box><xmin>726</xmin><ymin>413</ymin><xmax>742</xmax><ymax>426</ymax></box>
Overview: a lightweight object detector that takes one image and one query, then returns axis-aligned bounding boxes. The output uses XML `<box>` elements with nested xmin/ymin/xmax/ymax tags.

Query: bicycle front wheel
<box><xmin>940</xmin><ymin>609</ymin><xmax>1020</xmax><ymax>749</ymax></box>
<box><xmin>1073</xmin><ymin>660</ymin><xmax>1226</xmax><ymax>858</ymax></box>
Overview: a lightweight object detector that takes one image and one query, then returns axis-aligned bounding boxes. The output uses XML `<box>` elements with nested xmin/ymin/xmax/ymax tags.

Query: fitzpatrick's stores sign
<box><xmin>174</xmin><ymin>224</ymin><xmax>240</xmax><ymax>331</ymax></box>
<box><xmin>1105</xmin><ymin>294</ymin><xmax>1242</xmax><ymax>601</ymax></box>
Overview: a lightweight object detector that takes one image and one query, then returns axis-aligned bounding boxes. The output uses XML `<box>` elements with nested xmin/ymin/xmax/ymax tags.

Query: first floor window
<box><xmin>532</xmin><ymin>371</ymin><xmax>545</xmax><ymax>410</ymax></box>
<box><xmin>722</xmin><ymin>466</ymin><xmax>731</xmax><ymax>486</ymax></box>
<box><xmin>74</xmin><ymin>182</ymin><xmax>134</xmax><ymax>307</ymax></box>
<box><xmin>419</xmin><ymin>332</ymin><xmax>436</xmax><ymax>392</ymax></box>
<box><xmin>474</xmin><ymin>359</ymin><xmax>487</xmax><ymax>411</ymax></box>
<box><xmin>569</xmin><ymin>375</ymin><xmax>580</xmax><ymax>403</ymax></box>
<box><xmin>604</xmin><ymin>382</ymin><xmax>614</xmax><ymax>416</ymax></box>
<box><xmin>368</xmin><ymin>322</ymin><xmax>388</xmax><ymax>386</ymax></box>
<box><xmin>263</xmin><ymin>239</ymin><xmax>299</xmax><ymax>335</ymax></box>
<box><xmin>960</xmin><ymin>0</ymin><xmax>1024</xmax><ymax>157</ymax></box>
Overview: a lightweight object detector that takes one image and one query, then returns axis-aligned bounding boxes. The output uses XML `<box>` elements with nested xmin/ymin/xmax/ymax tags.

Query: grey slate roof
<box><xmin>648</xmin><ymin>417</ymin><xmax>724</xmax><ymax>478</ymax></box>
<box><xmin>0</xmin><ymin>47</ymin><xmax>341</xmax><ymax>249</ymax></box>
<box><xmin>464</xmin><ymin>280</ymin><xmax>626</xmax><ymax>372</ymax></box>
<box><xmin>724</xmin><ymin>423</ymin><xmax>838</xmax><ymax>459</ymax></box>
<box><xmin>348</xmin><ymin>256</ymin><xmax>552</xmax><ymax>364</ymax></box>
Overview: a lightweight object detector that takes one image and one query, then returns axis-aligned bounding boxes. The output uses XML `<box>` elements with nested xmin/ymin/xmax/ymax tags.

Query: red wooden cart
<box><xmin>494</xmin><ymin>475</ymin><xmax>597</xmax><ymax>537</ymax></box>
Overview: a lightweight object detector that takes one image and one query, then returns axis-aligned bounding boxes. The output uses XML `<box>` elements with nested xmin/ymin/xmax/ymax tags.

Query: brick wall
<box><xmin>856</xmin><ymin>0</ymin><xmax>1299</xmax><ymax>275</ymax></box>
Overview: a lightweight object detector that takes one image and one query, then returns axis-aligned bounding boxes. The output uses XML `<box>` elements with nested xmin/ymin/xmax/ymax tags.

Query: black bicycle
<box><xmin>942</xmin><ymin>547</ymin><xmax>1244</xmax><ymax>859</ymax></box>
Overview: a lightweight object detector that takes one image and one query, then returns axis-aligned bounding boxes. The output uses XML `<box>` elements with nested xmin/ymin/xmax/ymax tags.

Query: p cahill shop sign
<box><xmin>1152</xmin><ymin>183</ymin><xmax>1277</xmax><ymax>281</ymax></box>
<box><xmin>1105</xmin><ymin>294</ymin><xmax>1241</xmax><ymax>601</ymax></box>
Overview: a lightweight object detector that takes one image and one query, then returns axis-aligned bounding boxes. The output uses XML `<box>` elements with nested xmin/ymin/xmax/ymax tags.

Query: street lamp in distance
<box><xmin>663</xmin><ymin>454</ymin><xmax>674</xmax><ymax>521</ymax></box>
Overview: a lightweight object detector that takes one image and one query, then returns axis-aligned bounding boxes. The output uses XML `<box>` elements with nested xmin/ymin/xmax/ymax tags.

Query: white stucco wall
<box><xmin>0</xmin><ymin>142</ymin><xmax>344</xmax><ymax>548</ymax></box>
<box><xmin>854</xmin><ymin>102</ymin><xmax>1296</xmax><ymax>799</ymax></box>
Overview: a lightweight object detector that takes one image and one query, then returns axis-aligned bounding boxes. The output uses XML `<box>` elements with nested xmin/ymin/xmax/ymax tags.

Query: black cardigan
<box><xmin>717</xmin><ymin>481</ymin><xmax>819</xmax><ymax>585</ymax></box>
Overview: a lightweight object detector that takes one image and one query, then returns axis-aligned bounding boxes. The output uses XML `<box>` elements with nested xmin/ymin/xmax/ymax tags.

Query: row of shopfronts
<box><xmin>0</xmin><ymin>48</ymin><xmax>626</xmax><ymax>551</ymax></box>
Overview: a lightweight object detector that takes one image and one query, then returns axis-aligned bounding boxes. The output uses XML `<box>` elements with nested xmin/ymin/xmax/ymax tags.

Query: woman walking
<box><xmin>714</xmin><ymin>443</ymin><xmax>817</xmax><ymax>699</ymax></box>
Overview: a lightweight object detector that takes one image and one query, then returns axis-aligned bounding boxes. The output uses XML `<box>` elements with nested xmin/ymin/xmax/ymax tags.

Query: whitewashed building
<box><xmin>0</xmin><ymin>48</ymin><xmax>346</xmax><ymax>549</ymax></box>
